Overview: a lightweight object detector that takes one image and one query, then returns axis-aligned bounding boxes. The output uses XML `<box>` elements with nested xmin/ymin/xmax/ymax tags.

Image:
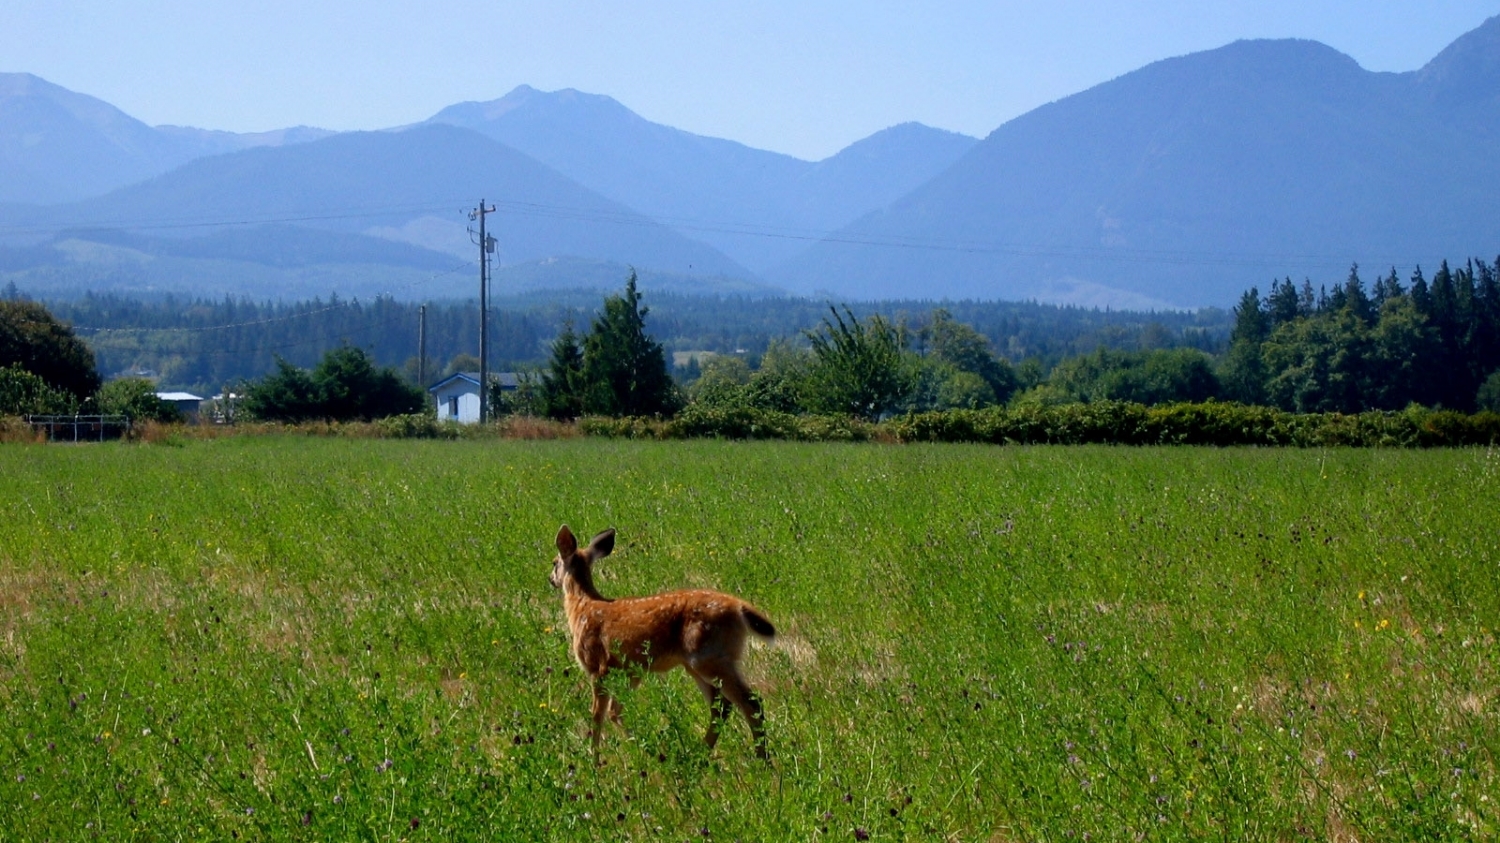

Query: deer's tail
<box><xmin>741</xmin><ymin>605</ymin><xmax>776</xmax><ymax>640</ymax></box>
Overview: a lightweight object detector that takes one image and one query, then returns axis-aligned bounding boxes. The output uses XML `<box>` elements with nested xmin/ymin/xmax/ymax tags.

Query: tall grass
<box><xmin>0</xmin><ymin>439</ymin><xmax>1495</xmax><ymax>840</ymax></box>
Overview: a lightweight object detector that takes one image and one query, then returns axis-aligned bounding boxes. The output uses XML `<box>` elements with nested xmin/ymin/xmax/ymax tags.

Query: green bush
<box><xmin>96</xmin><ymin>377</ymin><xmax>183</xmax><ymax>424</ymax></box>
<box><xmin>670</xmin><ymin>404</ymin><xmax>803</xmax><ymax>440</ymax></box>
<box><xmin>888</xmin><ymin>402</ymin><xmax>1500</xmax><ymax>448</ymax></box>
<box><xmin>243</xmin><ymin>347</ymin><xmax>425</xmax><ymax>423</ymax></box>
<box><xmin>0</xmin><ymin>363</ymin><xmax>76</xmax><ymax>416</ymax></box>
<box><xmin>373</xmin><ymin>413</ymin><xmax>460</xmax><ymax>440</ymax></box>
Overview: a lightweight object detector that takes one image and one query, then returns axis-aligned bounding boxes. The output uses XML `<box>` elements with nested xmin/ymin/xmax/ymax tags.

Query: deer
<box><xmin>549</xmin><ymin>525</ymin><xmax>775</xmax><ymax>760</ymax></box>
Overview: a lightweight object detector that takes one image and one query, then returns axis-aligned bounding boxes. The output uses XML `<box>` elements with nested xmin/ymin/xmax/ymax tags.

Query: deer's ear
<box><xmin>587</xmin><ymin>528</ymin><xmax>616</xmax><ymax>559</ymax></box>
<box><xmin>556</xmin><ymin>525</ymin><xmax>578</xmax><ymax>556</ymax></box>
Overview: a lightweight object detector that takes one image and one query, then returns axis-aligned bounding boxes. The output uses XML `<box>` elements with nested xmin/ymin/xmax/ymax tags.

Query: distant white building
<box><xmin>155</xmin><ymin>391</ymin><xmax>204</xmax><ymax>421</ymax></box>
<box><xmin>428</xmin><ymin>372</ymin><xmax>519</xmax><ymax>424</ymax></box>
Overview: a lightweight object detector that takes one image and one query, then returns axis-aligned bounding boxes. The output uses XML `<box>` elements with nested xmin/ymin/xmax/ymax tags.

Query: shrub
<box><xmin>0</xmin><ymin>363</ymin><xmax>75</xmax><ymax>416</ymax></box>
<box><xmin>243</xmin><ymin>347</ymin><xmax>424</xmax><ymax>422</ymax></box>
<box><xmin>374</xmin><ymin>413</ymin><xmax>462</xmax><ymax>440</ymax></box>
<box><xmin>888</xmin><ymin>402</ymin><xmax>1500</xmax><ymax>448</ymax></box>
<box><xmin>96</xmin><ymin>377</ymin><xmax>183</xmax><ymax>424</ymax></box>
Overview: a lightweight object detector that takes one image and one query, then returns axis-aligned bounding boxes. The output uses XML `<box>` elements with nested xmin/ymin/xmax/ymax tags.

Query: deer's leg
<box><xmin>589</xmin><ymin>679</ymin><xmax>618</xmax><ymax>753</ymax></box>
<box><xmin>690</xmin><ymin>671</ymin><xmax>733</xmax><ymax>749</ymax></box>
<box><xmin>706</xmin><ymin>667</ymin><xmax>769</xmax><ymax>760</ymax></box>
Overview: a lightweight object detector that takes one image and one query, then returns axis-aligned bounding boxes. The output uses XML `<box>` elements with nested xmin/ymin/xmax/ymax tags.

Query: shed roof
<box><xmin>427</xmin><ymin>372</ymin><xmax>520</xmax><ymax>393</ymax></box>
<box><xmin>156</xmin><ymin>392</ymin><xmax>204</xmax><ymax>402</ymax></box>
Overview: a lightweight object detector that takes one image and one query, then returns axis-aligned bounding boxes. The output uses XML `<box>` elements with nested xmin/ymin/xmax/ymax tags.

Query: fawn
<box><xmin>549</xmin><ymin>525</ymin><xmax>775</xmax><ymax>759</ymax></box>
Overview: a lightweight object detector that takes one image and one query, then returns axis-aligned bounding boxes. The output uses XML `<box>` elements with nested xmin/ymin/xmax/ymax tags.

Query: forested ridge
<box><xmin>8</xmin><ymin>285</ymin><xmax>1227</xmax><ymax>395</ymax></box>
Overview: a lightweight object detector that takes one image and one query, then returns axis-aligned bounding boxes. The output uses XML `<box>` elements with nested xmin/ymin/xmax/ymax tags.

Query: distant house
<box><xmin>155</xmin><ymin>391</ymin><xmax>204</xmax><ymax>422</ymax></box>
<box><xmin>428</xmin><ymin>372</ymin><xmax>519</xmax><ymax>424</ymax></box>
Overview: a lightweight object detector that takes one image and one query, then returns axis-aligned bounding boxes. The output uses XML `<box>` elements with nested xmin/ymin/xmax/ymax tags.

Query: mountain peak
<box><xmin>1146</xmin><ymin>36</ymin><xmax>1366</xmax><ymax>90</ymax></box>
<box><xmin>0</xmin><ymin>72</ymin><xmax>150</xmax><ymax>133</ymax></box>
<box><xmin>0</xmin><ymin>71</ymin><xmax>56</xmax><ymax>96</ymax></box>
<box><xmin>816</xmin><ymin>122</ymin><xmax>976</xmax><ymax>168</ymax></box>
<box><xmin>427</xmin><ymin>84</ymin><xmax>636</xmax><ymax>127</ymax></box>
<box><xmin>1415</xmin><ymin>14</ymin><xmax>1500</xmax><ymax>111</ymax></box>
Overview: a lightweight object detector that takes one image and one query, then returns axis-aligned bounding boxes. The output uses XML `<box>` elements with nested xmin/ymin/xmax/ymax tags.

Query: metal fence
<box><xmin>25</xmin><ymin>414</ymin><xmax>132</xmax><ymax>442</ymax></box>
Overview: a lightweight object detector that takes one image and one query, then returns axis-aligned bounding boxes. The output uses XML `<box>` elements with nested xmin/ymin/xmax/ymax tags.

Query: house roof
<box><xmin>427</xmin><ymin>371</ymin><xmax>520</xmax><ymax>393</ymax></box>
<box><xmin>156</xmin><ymin>392</ymin><xmax>204</xmax><ymax>402</ymax></box>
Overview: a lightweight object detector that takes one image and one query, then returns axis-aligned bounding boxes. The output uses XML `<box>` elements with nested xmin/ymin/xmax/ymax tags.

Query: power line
<box><xmin>481</xmin><ymin>197</ymin><xmax>1428</xmax><ymax>271</ymax></box>
<box><xmin>0</xmin><ymin>201</ymin><xmax>472</xmax><ymax>237</ymax></box>
<box><xmin>180</xmin><ymin>311</ymin><xmax>418</xmax><ymax>360</ymax></box>
<box><xmin>1</xmin><ymin>193</ymin><xmax>1473</xmax><ymax>278</ymax></box>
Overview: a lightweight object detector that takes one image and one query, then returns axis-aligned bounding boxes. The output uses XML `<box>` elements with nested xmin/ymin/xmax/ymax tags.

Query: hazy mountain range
<box><xmin>424</xmin><ymin>86</ymin><xmax>978</xmax><ymax>272</ymax></box>
<box><xmin>0</xmin><ymin>73</ymin><xmax>333</xmax><ymax>205</ymax></box>
<box><xmin>2</xmin><ymin>14</ymin><xmax>1496</xmax><ymax>308</ymax></box>
<box><xmin>782</xmin><ymin>16</ymin><xmax>1500</xmax><ymax>307</ymax></box>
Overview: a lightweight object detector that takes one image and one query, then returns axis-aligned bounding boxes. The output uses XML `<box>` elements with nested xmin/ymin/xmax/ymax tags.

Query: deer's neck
<box><xmin>563</xmin><ymin>568</ymin><xmax>609</xmax><ymax>607</ymax></box>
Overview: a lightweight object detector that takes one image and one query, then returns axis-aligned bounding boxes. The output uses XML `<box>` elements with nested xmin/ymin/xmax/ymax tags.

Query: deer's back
<box><xmin>570</xmin><ymin>589</ymin><xmax>757</xmax><ymax>676</ymax></box>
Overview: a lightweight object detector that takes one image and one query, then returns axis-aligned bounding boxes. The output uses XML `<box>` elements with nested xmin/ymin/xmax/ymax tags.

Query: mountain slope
<box><xmin>0</xmin><ymin>73</ymin><xmax>329</xmax><ymax>205</ymax></box>
<box><xmin>778</xmin><ymin>18</ymin><xmax>1500</xmax><ymax>307</ymax></box>
<box><xmin>0</xmin><ymin>73</ymin><xmax>183</xmax><ymax>204</ymax></box>
<box><xmin>1412</xmin><ymin>14</ymin><xmax>1500</xmax><ymax>134</ymax></box>
<box><xmin>1</xmin><ymin>124</ymin><xmax>756</xmax><ymax>298</ymax></box>
<box><xmin>425</xmin><ymin>86</ymin><xmax>977</xmax><ymax>271</ymax></box>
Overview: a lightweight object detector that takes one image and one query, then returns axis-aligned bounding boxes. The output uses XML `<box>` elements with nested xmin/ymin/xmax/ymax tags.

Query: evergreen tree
<box><xmin>1220</xmin><ymin>287</ymin><xmax>1268</xmax><ymax>404</ymax></box>
<box><xmin>539</xmin><ymin>322</ymin><xmax>585</xmax><ymax>420</ymax></box>
<box><xmin>1266</xmin><ymin>279</ymin><xmax>1301</xmax><ymax>327</ymax></box>
<box><xmin>1373</xmin><ymin>267</ymin><xmax>1404</xmax><ymax>307</ymax></box>
<box><xmin>309</xmin><ymin>345</ymin><xmax>424</xmax><ymax>421</ymax></box>
<box><xmin>242</xmin><ymin>347</ymin><xmax>422</xmax><ymax>422</ymax></box>
<box><xmin>1298</xmin><ymin>280</ymin><xmax>1317</xmax><ymax>316</ymax></box>
<box><xmin>1370</xmin><ymin>296</ymin><xmax>1436</xmax><ymax>409</ymax></box>
<box><xmin>1472</xmin><ymin>259</ymin><xmax>1500</xmax><ymax>385</ymax></box>
<box><xmin>1426</xmin><ymin>261</ymin><xmax>1471</xmax><ymax>408</ymax></box>
<box><xmin>579</xmin><ymin>272</ymin><xmax>677</xmax><ymax>417</ymax></box>
<box><xmin>242</xmin><ymin>358</ymin><xmax>321</xmax><ymax>422</ymax></box>
<box><xmin>1409</xmin><ymin>266</ymin><xmax>1431</xmax><ymax>315</ymax></box>
<box><xmin>1341</xmin><ymin>264</ymin><xmax>1374</xmax><ymax>325</ymax></box>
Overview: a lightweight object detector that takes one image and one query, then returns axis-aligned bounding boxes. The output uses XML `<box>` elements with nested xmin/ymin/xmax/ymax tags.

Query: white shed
<box><xmin>428</xmin><ymin>372</ymin><xmax>519</xmax><ymax>424</ymax></box>
<box><xmin>155</xmin><ymin>391</ymin><xmax>204</xmax><ymax>421</ymax></box>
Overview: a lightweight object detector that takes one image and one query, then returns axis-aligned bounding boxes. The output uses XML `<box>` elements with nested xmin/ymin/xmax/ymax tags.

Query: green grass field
<box><xmin>1</xmin><ymin>439</ymin><xmax>1496</xmax><ymax>841</ymax></box>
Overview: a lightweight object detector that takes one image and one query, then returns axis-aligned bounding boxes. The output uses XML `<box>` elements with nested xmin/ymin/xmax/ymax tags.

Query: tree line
<box><xmin>9</xmin><ymin>254</ymin><xmax>1500</xmax><ymax>429</ymax></box>
<box><xmin>35</xmin><ymin>293</ymin><xmax>550</xmax><ymax>396</ymax></box>
<box><xmin>9</xmin><ymin>286</ymin><xmax>1228</xmax><ymax>396</ymax></box>
<box><xmin>519</xmin><ymin>257</ymin><xmax>1500</xmax><ymax>422</ymax></box>
<box><xmin>1221</xmin><ymin>259</ymin><xmax>1500</xmax><ymax>413</ymax></box>
<box><xmin>2</xmin><ymin>298</ymin><xmax>424</xmax><ymax>425</ymax></box>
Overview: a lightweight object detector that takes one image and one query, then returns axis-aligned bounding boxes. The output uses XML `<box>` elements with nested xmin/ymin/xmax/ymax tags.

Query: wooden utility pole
<box><xmin>470</xmin><ymin>200</ymin><xmax>496</xmax><ymax>422</ymax></box>
<box><xmin>417</xmin><ymin>303</ymin><xmax>427</xmax><ymax>400</ymax></box>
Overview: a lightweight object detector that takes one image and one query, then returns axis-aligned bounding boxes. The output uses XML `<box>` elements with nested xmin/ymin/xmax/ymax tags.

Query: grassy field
<box><xmin>0</xmin><ymin>438</ymin><xmax>1496</xmax><ymax>841</ymax></box>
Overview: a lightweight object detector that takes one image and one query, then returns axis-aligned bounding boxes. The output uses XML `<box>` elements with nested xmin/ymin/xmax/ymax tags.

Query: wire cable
<box><xmin>0</xmin><ymin>193</ymin><xmax>1435</xmax><ymax>273</ymax></box>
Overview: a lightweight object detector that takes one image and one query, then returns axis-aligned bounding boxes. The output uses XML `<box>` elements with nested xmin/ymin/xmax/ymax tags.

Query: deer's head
<box><xmin>551</xmin><ymin>525</ymin><xmax>615</xmax><ymax>590</ymax></box>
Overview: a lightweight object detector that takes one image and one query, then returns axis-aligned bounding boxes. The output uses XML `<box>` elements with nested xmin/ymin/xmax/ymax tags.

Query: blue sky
<box><xmin>2</xmin><ymin>1</ymin><xmax>1496</xmax><ymax>159</ymax></box>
